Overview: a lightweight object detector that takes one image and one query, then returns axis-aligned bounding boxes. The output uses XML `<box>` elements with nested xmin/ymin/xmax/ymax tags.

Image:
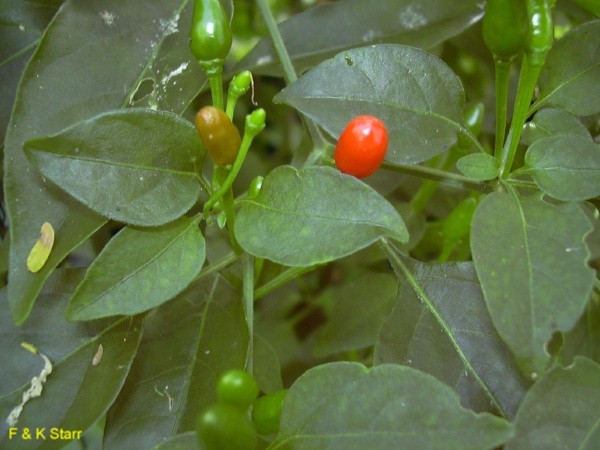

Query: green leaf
<box><xmin>0</xmin><ymin>0</ymin><xmax>64</xmax><ymax>146</ymax></box>
<box><xmin>235</xmin><ymin>166</ymin><xmax>408</xmax><ymax>266</ymax></box>
<box><xmin>65</xmin><ymin>217</ymin><xmax>205</xmax><ymax>321</ymax></box>
<box><xmin>152</xmin><ymin>432</ymin><xmax>200</xmax><ymax>450</ymax></box>
<box><xmin>313</xmin><ymin>273</ymin><xmax>398</xmax><ymax>358</ymax></box>
<box><xmin>233</xmin><ymin>0</ymin><xmax>484</xmax><ymax>76</ymax></box>
<box><xmin>104</xmin><ymin>276</ymin><xmax>248</xmax><ymax>449</ymax></box>
<box><xmin>524</xmin><ymin>135</ymin><xmax>600</xmax><ymax>201</ymax></box>
<box><xmin>471</xmin><ymin>190</ymin><xmax>595</xmax><ymax>378</ymax></box>
<box><xmin>560</xmin><ymin>291</ymin><xmax>600</xmax><ymax>365</ymax></box>
<box><xmin>254</xmin><ymin>334</ymin><xmax>284</xmax><ymax>393</ymax></box>
<box><xmin>25</xmin><ymin>109</ymin><xmax>204</xmax><ymax>227</ymax></box>
<box><xmin>274</xmin><ymin>44</ymin><xmax>464</xmax><ymax>164</ymax></box>
<box><xmin>5</xmin><ymin>0</ymin><xmax>205</xmax><ymax>325</ymax></box>
<box><xmin>506</xmin><ymin>357</ymin><xmax>600</xmax><ymax>449</ymax></box>
<box><xmin>271</xmin><ymin>362</ymin><xmax>513</xmax><ymax>449</ymax></box>
<box><xmin>0</xmin><ymin>269</ymin><xmax>142</xmax><ymax>449</ymax></box>
<box><xmin>456</xmin><ymin>153</ymin><xmax>499</xmax><ymax>181</ymax></box>
<box><xmin>536</xmin><ymin>20</ymin><xmax>600</xmax><ymax>116</ymax></box>
<box><xmin>375</xmin><ymin>257</ymin><xmax>530</xmax><ymax>418</ymax></box>
<box><xmin>522</xmin><ymin>108</ymin><xmax>592</xmax><ymax>146</ymax></box>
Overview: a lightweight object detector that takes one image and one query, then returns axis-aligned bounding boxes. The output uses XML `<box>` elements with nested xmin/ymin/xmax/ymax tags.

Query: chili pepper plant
<box><xmin>1</xmin><ymin>0</ymin><xmax>599</xmax><ymax>449</ymax></box>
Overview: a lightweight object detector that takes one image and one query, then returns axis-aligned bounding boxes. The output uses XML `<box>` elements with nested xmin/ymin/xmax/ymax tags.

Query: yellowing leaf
<box><xmin>26</xmin><ymin>222</ymin><xmax>55</xmax><ymax>273</ymax></box>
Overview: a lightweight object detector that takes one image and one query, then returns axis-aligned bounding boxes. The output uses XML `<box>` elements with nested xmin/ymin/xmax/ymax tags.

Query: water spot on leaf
<box><xmin>161</xmin><ymin>62</ymin><xmax>189</xmax><ymax>85</ymax></box>
<box><xmin>257</xmin><ymin>55</ymin><xmax>273</xmax><ymax>66</ymax></box>
<box><xmin>99</xmin><ymin>10</ymin><xmax>117</xmax><ymax>28</ymax></box>
<box><xmin>159</xmin><ymin>12</ymin><xmax>180</xmax><ymax>36</ymax></box>
<box><xmin>398</xmin><ymin>5</ymin><xmax>427</xmax><ymax>30</ymax></box>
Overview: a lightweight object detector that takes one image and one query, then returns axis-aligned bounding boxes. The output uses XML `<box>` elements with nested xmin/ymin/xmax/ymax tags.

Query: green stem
<box><xmin>254</xmin><ymin>265</ymin><xmax>320</xmax><ymax>300</ymax></box>
<box><xmin>205</xmin><ymin>65</ymin><xmax>224</xmax><ymax>110</ymax></box>
<box><xmin>255</xmin><ymin>0</ymin><xmax>326</xmax><ymax>154</ymax></box>
<box><xmin>204</xmin><ymin>131</ymin><xmax>254</xmax><ymax>217</ymax></box>
<box><xmin>493</xmin><ymin>59</ymin><xmax>512</xmax><ymax>159</ymax></box>
<box><xmin>242</xmin><ymin>254</ymin><xmax>255</xmax><ymax>374</ymax></box>
<box><xmin>210</xmin><ymin>166</ymin><xmax>242</xmax><ymax>253</ymax></box>
<box><xmin>191</xmin><ymin>252</ymin><xmax>240</xmax><ymax>284</ymax></box>
<box><xmin>380</xmin><ymin>160</ymin><xmax>491</xmax><ymax>193</ymax></box>
<box><xmin>499</xmin><ymin>57</ymin><xmax>543</xmax><ymax>178</ymax></box>
<box><xmin>225</xmin><ymin>95</ymin><xmax>236</xmax><ymax>120</ymax></box>
<box><xmin>505</xmin><ymin>178</ymin><xmax>539</xmax><ymax>190</ymax></box>
<box><xmin>255</xmin><ymin>0</ymin><xmax>297</xmax><ymax>84</ymax></box>
<box><xmin>409</xmin><ymin>154</ymin><xmax>449</xmax><ymax>213</ymax></box>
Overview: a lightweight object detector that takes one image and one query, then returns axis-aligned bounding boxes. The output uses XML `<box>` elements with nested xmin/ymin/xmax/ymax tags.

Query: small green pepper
<box><xmin>439</xmin><ymin>197</ymin><xmax>478</xmax><ymax>262</ymax></box>
<box><xmin>248</xmin><ymin>176</ymin><xmax>263</xmax><ymax>199</ymax></box>
<box><xmin>457</xmin><ymin>102</ymin><xmax>485</xmax><ymax>149</ymax></box>
<box><xmin>482</xmin><ymin>0</ymin><xmax>528</xmax><ymax>62</ymax></box>
<box><xmin>252</xmin><ymin>389</ymin><xmax>288</xmax><ymax>435</ymax></box>
<box><xmin>190</xmin><ymin>0</ymin><xmax>232</xmax><ymax>66</ymax></box>
<box><xmin>196</xmin><ymin>403</ymin><xmax>257</xmax><ymax>450</ymax></box>
<box><xmin>525</xmin><ymin>0</ymin><xmax>554</xmax><ymax>66</ymax></box>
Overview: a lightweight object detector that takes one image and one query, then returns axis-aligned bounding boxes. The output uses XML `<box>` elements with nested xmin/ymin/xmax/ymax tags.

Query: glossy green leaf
<box><xmin>524</xmin><ymin>135</ymin><xmax>600</xmax><ymax>201</ymax></box>
<box><xmin>233</xmin><ymin>0</ymin><xmax>484</xmax><ymax>77</ymax></box>
<box><xmin>0</xmin><ymin>269</ymin><xmax>142</xmax><ymax>449</ymax></box>
<box><xmin>65</xmin><ymin>217</ymin><xmax>205</xmax><ymax>321</ymax></box>
<box><xmin>522</xmin><ymin>108</ymin><xmax>592</xmax><ymax>146</ymax></box>
<box><xmin>5</xmin><ymin>0</ymin><xmax>205</xmax><ymax>325</ymax></box>
<box><xmin>274</xmin><ymin>44</ymin><xmax>464</xmax><ymax>164</ymax></box>
<box><xmin>456</xmin><ymin>153</ymin><xmax>499</xmax><ymax>181</ymax></box>
<box><xmin>235</xmin><ymin>166</ymin><xmax>408</xmax><ymax>266</ymax></box>
<box><xmin>506</xmin><ymin>357</ymin><xmax>600</xmax><ymax>449</ymax></box>
<box><xmin>0</xmin><ymin>0</ymin><xmax>64</xmax><ymax>145</ymax></box>
<box><xmin>25</xmin><ymin>109</ymin><xmax>204</xmax><ymax>227</ymax></box>
<box><xmin>1</xmin><ymin>269</ymin><xmax>87</xmax><ymax>398</ymax></box>
<box><xmin>471</xmin><ymin>190</ymin><xmax>595</xmax><ymax>378</ymax></box>
<box><xmin>271</xmin><ymin>362</ymin><xmax>513</xmax><ymax>449</ymax></box>
<box><xmin>313</xmin><ymin>273</ymin><xmax>398</xmax><ymax>358</ymax></box>
<box><xmin>536</xmin><ymin>20</ymin><xmax>600</xmax><ymax>116</ymax></box>
<box><xmin>375</xmin><ymin>258</ymin><xmax>530</xmax><ymax>418</ymax></box>
<box><xmin>104</xmin><ymin>275</ymin><xmax>248</xmax><ymax>449</ymax></box>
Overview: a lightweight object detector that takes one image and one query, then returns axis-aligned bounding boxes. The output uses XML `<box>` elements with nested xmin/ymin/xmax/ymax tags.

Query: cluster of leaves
<box><xmin>1</xmin><ymin>0</ymin><xmax>599</xmax><ymax>449</ymax></box>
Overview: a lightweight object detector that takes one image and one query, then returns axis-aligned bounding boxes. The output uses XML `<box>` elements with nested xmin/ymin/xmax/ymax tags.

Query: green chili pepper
<box><xmin>248</xmin><ymin>176</ymin><xmax>264</xmax><ymax>199</ymax></box>
<box><xmin>439</xmin><ymin>197</ymin><xmax>478</xmax><ymax>262</ymax></box>
<box><xmin>482</xmin><ymin>0</ymin><xmax>528</xmax><ymax>62</ymax></box>
<box><xmin>190</xmin><ymin>0</ymin><xmax>232</xmax><ymax>66</ymax></box>
<box><xmin>226</xmin><ymin>70</ymin><xmax>253</xmax><ymax>118</ymax></box>
<box><xmin>458</xmin><ymin>102</ymin><xmax>485</xmax><ymax>149</ymax></box>
<box><xmin>195</xmin><ymin>106</ymin><xmax>241</xmax><ymax>166</ymax></box>
<box><xmin>525</xmin><ymin>0</ymin><xmax>554</xmax><ymax>66</ymax></box>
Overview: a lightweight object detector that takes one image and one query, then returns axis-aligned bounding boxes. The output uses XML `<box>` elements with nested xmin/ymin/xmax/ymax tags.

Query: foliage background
<box><xmin>1</xmin><ymin>0</ymin><xmax>599</xmax><ymax>449</ymax></box>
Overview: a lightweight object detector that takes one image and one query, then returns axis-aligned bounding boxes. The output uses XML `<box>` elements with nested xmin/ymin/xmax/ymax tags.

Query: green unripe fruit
<box><xmin>217</xmin><ymin>369</ymin><xmax>259</xmax><ymax>409</ymax></box>
<box><xmin>252</xmin><ymin>389</ymin><xmax>288</xmax><ymax>435</ymax></box>
<box><xmin>196</xmin><ymin>403</ymin><xmax>257</xmax><ymax>450</ymax></box>
<box><xmin>190</xmin><ymin>0</ymin><xmax>232</xmax><ymax>65</ymax></box>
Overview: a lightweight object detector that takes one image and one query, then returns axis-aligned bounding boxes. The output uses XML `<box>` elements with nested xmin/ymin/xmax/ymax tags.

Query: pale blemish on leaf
<box><xmin>154</xmin><ymin>385</ymin><xmax>174</xmax><ymax>412</ymax></box>
<box><xmin>26</xmin><ymin>222</ymin><xmax>54</xmax><ymax>273</ymax></box>
<box><xmin>99</xmin><ymin>10</ymin><xmax>117</xmax><ymax>28</ymax></box>
<box><xmin>6</xmin><ymin>343</ymin><xmax>53</xmax><ymax>426</ymax></box>
<box><xmin>92</xmin><ymin>344</ymin><xmax>104</xmax><ymax>366</ymax></box>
